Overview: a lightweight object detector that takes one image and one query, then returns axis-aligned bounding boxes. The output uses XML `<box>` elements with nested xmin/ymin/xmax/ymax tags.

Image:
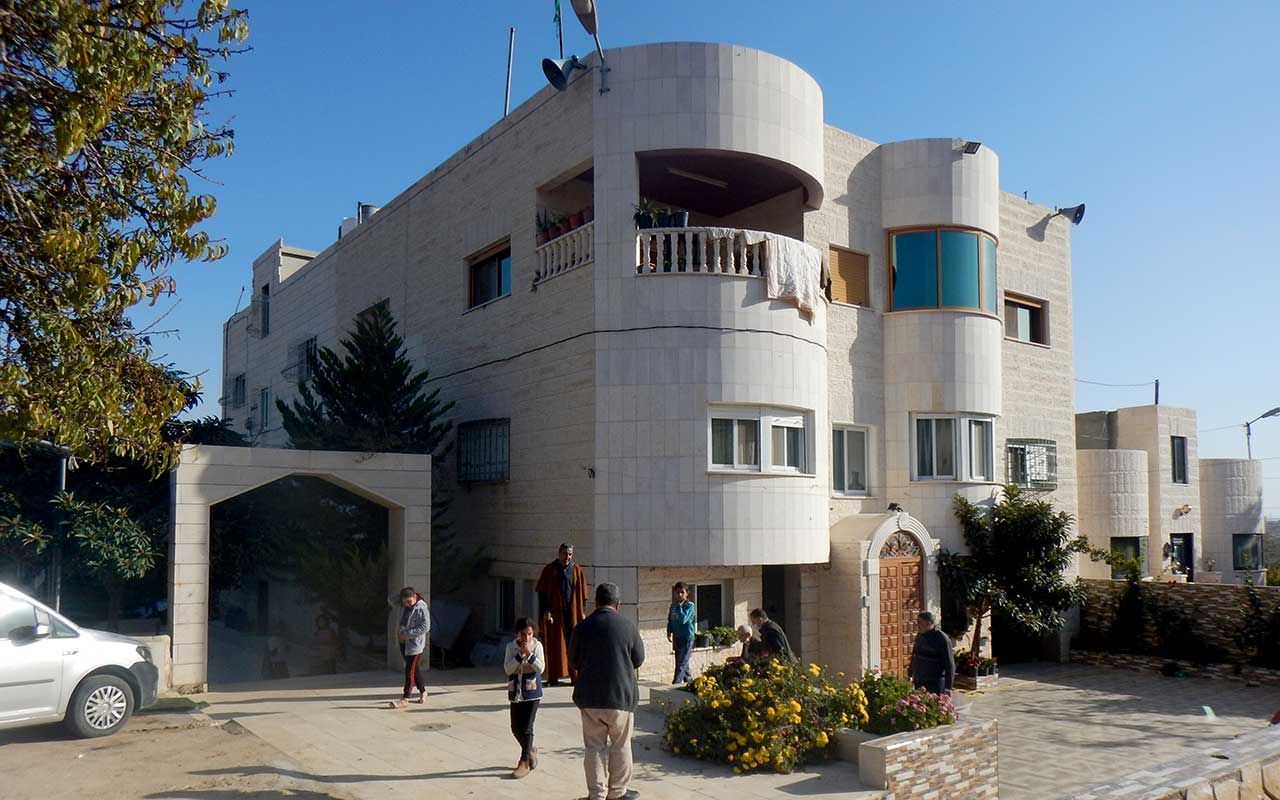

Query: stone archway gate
<box><xmin>168</xmin><ymin>445</ymin><xmax>431</xmax><ymax>692</ymax></box>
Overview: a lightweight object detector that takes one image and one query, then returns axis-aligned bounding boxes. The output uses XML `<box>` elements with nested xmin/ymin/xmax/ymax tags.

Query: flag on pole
<box><xmin>554</xmin><ymin>0</ymin><xmax>563</xmax><ymax>58</ymax></box>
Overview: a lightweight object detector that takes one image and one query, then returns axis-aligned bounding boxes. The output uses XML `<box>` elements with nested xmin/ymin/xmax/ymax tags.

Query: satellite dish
<box><xmin>570</xmin><ymin>0</ymin><xmax>598</xmax><ymax>35</ymax></box>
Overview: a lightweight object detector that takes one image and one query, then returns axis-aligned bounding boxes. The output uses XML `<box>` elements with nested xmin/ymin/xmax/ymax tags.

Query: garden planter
<box><xmin>656</xmin><ymin>211</ymin><xmax>672</xmax><ymax>228</ymax></box>
<box><xmin>569</xmin><ymin>211</ymin><xmax>584</xmax><ymax>228</ymax></box>
<box><xmin>551</xmin><ymin>224</ymin><xmax>565</xmax><ymax>239</ymax></box>
<box><xmin>635</xmin><ymin>213</ymin><xmax>654</xmax><ymax>230</ymax></box>
<box><xmin>671</xmin><ymin>210</ymin><xmax>689</xmax><ymax>227</ymax></box>
<box><xmin>954</xmin><ymin>672</ymin><xmax>999</xmax><ymax>691</ymax></box>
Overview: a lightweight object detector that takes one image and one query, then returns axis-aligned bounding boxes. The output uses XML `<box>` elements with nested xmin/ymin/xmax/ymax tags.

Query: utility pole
<box><xmin>504</xmin><ymin>27</ymin><xmax>515</xmax><ymax>117</ymax></box>
<box><xmin>1245</xmin><ymin>407</ymin><xmax>1280</xmax><ymax>460</ymax></box>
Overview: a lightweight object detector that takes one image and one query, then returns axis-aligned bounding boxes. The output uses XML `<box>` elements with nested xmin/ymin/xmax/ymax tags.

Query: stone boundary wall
<box><xmin>1066</xmin><ymin>724</ymin><xmax>1280</xmax><ymax>799</ymax></box>
<box><xmin>1079</xmin><ymin>578</ymin><xmax>1280</xmax><ymax>661</ymax></box>
<box><xmin>859</xmin><ymin>718</ymin><xmax>998</xmax><ymax>800</ymax></box>
<box><xmin>1071</xmin><ymin>649</ymin><xmax>1280</xmax><ymax>688</ymax></box>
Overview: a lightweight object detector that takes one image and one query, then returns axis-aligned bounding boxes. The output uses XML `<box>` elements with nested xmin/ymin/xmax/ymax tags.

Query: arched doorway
<box><xmin>876</xmin><ymin>531</ymin><xmax>924</xmax><ymax>677</ymax></box>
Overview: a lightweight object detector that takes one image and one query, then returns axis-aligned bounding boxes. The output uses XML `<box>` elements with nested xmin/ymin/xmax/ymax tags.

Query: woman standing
<box><xmin>504</xmin><ymin>616</ymin><xmax>545</xmax><ymax>778</ymax></box>
<box><xmin>391</xmin><ymin>587</ymin><xmax>429</xmax><ymax>709</ymax></box>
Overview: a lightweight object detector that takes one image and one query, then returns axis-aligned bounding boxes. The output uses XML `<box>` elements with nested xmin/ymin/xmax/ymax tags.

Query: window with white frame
<box><xmin>710</xmin><ymin>416</ymin><xmax>760</xmax><ymax>469</ymax></box>
<box><xmin>832</xmin><ymin>426</ymin><xmax>869</xmax><ymax>494</ymax></box>
<box><xmin>709</xmin><ymin>407</ymin><xmax>811</xmax><ymax>473</ymax></box>
<box><xmin>913</xmin><ymin>415</ymin><xmax>994</xmax><ymax>481</ymax></box>
<box><xmin>770</xmin><ymin>415</ymin><xmax>806</xmax><ymax>472</ymax></box>
<box><xmin>969</xmin><ymin>420</ymin><xmax>993</xmax><ymax>481</ymax></box>
<box><xmin>693</xmin><ymin>582</ymin><xmax>725</xmax><ymax>632</ymax></box>
<box><xmin>1007</xmin><ymin>439</ymin><xmax>1058</xmax><ymax>489</ymax></box>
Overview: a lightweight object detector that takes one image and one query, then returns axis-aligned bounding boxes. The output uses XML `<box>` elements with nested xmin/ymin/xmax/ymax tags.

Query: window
<box><xmin>915</xmin><ymin>417</ymin><xmax>956</xmax><ymax>479</ymax></box>
<box><xmin>771</xmin><ymin>416</ymin><xmax>805</xmax><ymax>472</ymax></box>
<box><xmin>1006</xmin><ymin>439</ymin><xmax>1058</xmax><ymax>489</ymax></box>
<box><xmin>0</xmin><ymin>593</ymin><xmax>36</xmax><ymax>638</ymax></box>
<box><xmin>710</xmin><ymin>407</ymin><xmax>811</xmax><ymax>473</ymax></box>
<box><xmin>1005</xmin><ymin>294</ymin><xmax>1048</xmax><ymax>345</ymax></box>
<box><xmin>1171</xmin><ymin>436</ymin><xmax>1188</xmax><ymax>484</ymax></box>
<box><xmin>914</xmin><ymin>415</ymin><xmax>994</xmax><ymax>481</ymax></box>
<box><xmin>711</xmin><ymin>417</ymin><xmax>760</xmax><ymax>469</ymax></box>
<box><xmin>829</xmin><ymin>247</ymin><xmax>870</xmax><ymax>306</ymax></box>
<box><xmin>259</xmin><ymin>284</ymin><xmax>271</xmax><ymax>336</ymax></box>
<box><xmin>1233</xmin><ymin>534</ymin><xmax>1263</xmax><ymax>571</ymax></box>
<box><xmin>832</xmin><ymin>427</ymin><xmax>868</xmax><ymax>494</ymax></box>
<box><xmin>969</xmin><ymin>420</ymin><xmax>993</xmax><ymax>481</ymax></box>
<box><xmin>468</xmin><ymin>242</ymin><xmax>511</xmax><ymax>308</ymax></box>
<box><xmin>258</xmin><ymin>387</ymin><xmax>271</xmax><ymax>431</ymax></box>
<box><xmin>458</xmin><ymin>419</ymin><xmax>510</xmax><ymax>482</ymax></box>
<box><xmin>889</xmin><ymin>228</ymin><xmax>998</xmax><ymax>313</ymax></box>
<box><xmin>497</xmin><ymin>578</ymin><xmax>516</xmax><ymax>633</ymax></box>
<box><xmin>693</xmin><ymin>583</ymin><xmax>725</xmax><ymax>632</ymax></box>
<box><xmin>288</xmin><ymin>337</ymin><xmax>318</xmax><ymax>383</ymax></box>
<box><xmin>1109</xmin><ymin>537</ymin><xmax>1145</xmax><ymax>579</ymax></box>
<box><xmin>230</xmin><ymin>374</ymin><xmax>246</xmax><ymax>408</ymax></box>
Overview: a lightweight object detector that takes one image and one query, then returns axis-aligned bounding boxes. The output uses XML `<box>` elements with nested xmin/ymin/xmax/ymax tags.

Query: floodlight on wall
<box><xmin>542</xmin><ymin>0</ymin><xmax>611</xmax><ymax>94</ymax></box>
<box><xmin>1056</xmin><ymin>204</ymin><xmax>1086</xmax><ymax>225</ymax></box>
<box><xmin>962</xmin><ymin>141</ymin><xmax>982</xmax><ymax>155</ymax></box>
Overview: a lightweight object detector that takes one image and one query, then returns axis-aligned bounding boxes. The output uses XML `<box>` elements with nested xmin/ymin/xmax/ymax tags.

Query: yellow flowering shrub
<box><xmin>663</xmin><ymin>659</ymin><xmax>869</xmax><ymax>774</ymax></box>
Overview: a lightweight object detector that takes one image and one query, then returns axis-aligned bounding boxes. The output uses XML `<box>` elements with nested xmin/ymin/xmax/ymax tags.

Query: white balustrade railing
<box><xmin>534</xmin><ymin>221</ymin><xmax>594</xmax><ymax>286</ymax></box>
<box><xmin>636</xmin><ymin>227</ymin><xmax>767</xmax><ymax>276</ymax></box>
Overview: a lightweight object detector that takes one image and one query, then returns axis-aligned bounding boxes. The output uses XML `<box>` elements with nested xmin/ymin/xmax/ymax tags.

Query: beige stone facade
<box><xmin>219</xmin><ymin>42</ymin><xmax>1081</xmax><ymax>678</ymax></box>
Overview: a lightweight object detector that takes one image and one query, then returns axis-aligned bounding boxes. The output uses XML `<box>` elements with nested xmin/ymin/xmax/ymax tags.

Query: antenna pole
<box><xmin>504</xmin><ymin>27</ymin><xmax>515</xmax><ymax>117</ymax></box>
<box><xmin>1154</xmin><ymin>379</ymin><xmax>1159</xmax><ymax>405</ymax></box>
<box><xmin>557</xmin><ymin>2</ymin><xmax>563</xmax><ymax>58</ymax></box>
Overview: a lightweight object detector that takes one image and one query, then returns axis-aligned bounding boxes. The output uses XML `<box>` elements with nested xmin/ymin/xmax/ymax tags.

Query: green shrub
<box><xmin>708</xmin><ymin>625</ymin><xmax>738</xmax><ymax>648</ymax></box>
<box><xmin>664</xmin><ymin>659</ymin><xmax>869</xmax><ymax>774</ymax></box>
<box><xmin>1268</xmin><ymin>565</ymin><xmax>1280</xmax><ymax>587</ymax></box>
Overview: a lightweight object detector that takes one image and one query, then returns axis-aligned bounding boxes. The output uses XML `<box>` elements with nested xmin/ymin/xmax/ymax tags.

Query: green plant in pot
<box><xmin>671</xmin><ymin>209</ymin><xmax>690</xmax><ymax>227</ymax></box>
<box><xmin>656</xmin><ymin>207</ymin><xmax>673</xmax><ymax>228</ymax></box>
<box><xmin>634</xmin><ymin>198</ymin><xmax>660</xmax><ymax>229</ymax></box>
<box><xmin>536</xmin><ymin>211</ymin><xmax>551</xmax><ymax>246</ymax></box>
<box><xmin>694</xmin><ymin>630</ymin><xmax>710</xmax><ymax>648</ymax></box>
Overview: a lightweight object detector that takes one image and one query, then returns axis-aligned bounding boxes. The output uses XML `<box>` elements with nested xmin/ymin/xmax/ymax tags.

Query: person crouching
<box><xmin>505</xmin><ymin>616</ymin><xmax>546</xmax><ymax>778</ymax></box>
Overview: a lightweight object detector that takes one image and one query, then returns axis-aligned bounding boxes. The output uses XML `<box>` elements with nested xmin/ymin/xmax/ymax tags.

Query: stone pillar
<box><xmin>169</xmin><ymin>469</ymin><xmax>212</xmax><ymax>693</ymax></box>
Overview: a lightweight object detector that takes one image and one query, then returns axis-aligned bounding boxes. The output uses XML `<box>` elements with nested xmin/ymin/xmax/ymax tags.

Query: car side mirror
<box><xmin>10</xmin><ymin>623</ymin><xmax>51</xmax><ymax>642</ymax></box>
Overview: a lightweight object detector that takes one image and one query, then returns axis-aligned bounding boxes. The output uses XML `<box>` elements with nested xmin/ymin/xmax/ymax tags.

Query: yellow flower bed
<box><xmin>663</xmin><ymin>659</ymin><xmax>869</xmax><ymax>774</ymax></box>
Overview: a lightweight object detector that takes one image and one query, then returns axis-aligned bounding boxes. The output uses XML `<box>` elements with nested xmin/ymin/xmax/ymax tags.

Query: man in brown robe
<box><xmin>536</xmin><ymin>543</ymin><xmax>588</xmax><ymax>685</ymax></box>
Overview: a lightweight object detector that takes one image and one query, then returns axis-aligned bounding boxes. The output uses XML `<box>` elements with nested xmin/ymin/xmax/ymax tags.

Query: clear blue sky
<box><xmin>135</xmin><ymin>1</ymin><xmax>1280</xmax><ymax>513</ymax></box>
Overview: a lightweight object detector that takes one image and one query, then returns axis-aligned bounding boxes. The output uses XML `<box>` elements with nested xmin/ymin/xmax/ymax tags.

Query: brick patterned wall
<box><xmin>861</xmin><ymin>718</ymin><xmax>998</xmax><ymax>800</ymax></box>
<box><xmin>1079</xmin><ymin>578</ymin><xmax>1280</xmax><ymax>661</ymax></box>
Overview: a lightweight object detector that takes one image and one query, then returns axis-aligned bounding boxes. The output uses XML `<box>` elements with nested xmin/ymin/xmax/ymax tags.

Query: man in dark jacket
<box><xmin>908</xmin><ymin>611</ymin><xmax>954</xmax><ymax>695</ymax></box>
<box><xmin>569</xmin><ymin>582</ymin><xmax>645</xmax><ymax>800</ymax></box>
<box><xmin>748</xmin><ymin>608</ymin><xmax>794</xmax><ymax>661</ymax></box>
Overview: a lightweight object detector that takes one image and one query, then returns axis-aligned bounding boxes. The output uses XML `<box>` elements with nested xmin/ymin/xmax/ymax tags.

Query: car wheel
<box><xmin>65</xmin><ymin>674</ymin><xmax>135</xmax><ymax>738</ymax></box>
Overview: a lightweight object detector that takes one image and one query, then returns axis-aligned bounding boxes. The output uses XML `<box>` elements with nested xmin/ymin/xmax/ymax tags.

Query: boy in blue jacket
<box><xmin>666</xmin><ymin>582</ymin><xmax>696</xmax><ymax>684</ymax></box>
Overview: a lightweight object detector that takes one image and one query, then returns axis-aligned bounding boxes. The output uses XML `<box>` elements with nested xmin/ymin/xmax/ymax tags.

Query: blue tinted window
<box><xmin>940</xmin><ymin>231</ymin><xmax>980</xmax><ymax>309</ymax></box>
<box><xmin>891</xmin><ymin>232</ymin><xmax>937</xmax><ymax>310</ymax></box>
<box><xmin>981</xmin><ymin>237</ymin><xmax>997</xmax><ymax>312</ymax></box>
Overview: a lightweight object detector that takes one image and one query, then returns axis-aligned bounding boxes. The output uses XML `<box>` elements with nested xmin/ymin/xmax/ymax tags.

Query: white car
<box><xmin>0</xmin><ymin>581</ymin><xmax>159</xmax><ymax>737</ymax></box>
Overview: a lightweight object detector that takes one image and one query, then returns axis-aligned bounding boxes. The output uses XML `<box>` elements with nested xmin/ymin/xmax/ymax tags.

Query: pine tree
<box><xmin>277</xmin><ymin>304</ymin><xmax>454</xmax><ymax>454</ymax></box>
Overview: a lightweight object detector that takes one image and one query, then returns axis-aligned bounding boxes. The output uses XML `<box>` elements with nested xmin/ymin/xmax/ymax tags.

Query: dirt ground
<box><xmin>0</xmin><ymin>712</ymin><xmax>348</xmax><ymax>800</ymax></box>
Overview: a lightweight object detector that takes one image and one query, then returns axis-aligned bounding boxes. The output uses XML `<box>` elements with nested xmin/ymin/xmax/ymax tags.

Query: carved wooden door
<box><xmin>878</xmin><ymin>532</ymin><xmax>924</xmax><ymax>678</ymax></box>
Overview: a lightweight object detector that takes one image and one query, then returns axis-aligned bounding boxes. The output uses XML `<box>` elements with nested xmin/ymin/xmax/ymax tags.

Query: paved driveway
<box><xmin>200</xmin><ymin>669</ymin><xmax>881</xmax><ymax>800</ymax></box>
<box><xmin>960</xmin><ymin>662</ymin><xmax>1280</xmax><ymax>799</ymax></box>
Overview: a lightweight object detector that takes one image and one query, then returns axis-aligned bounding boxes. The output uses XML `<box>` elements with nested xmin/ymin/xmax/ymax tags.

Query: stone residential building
<box><xmin>218</xmin><ymin>41</ymin><xmax>1081</xmax><ymax>680</ymax></box>
<box><xmin>1077</xmin><ymin>405</ymin><xmax>1266</xmax><ymax>585</ymax></box>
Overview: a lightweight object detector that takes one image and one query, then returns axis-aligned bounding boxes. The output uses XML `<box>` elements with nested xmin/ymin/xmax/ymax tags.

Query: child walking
<box><xmin>504</xmin><ymin>616</ymin><xmax>545</xmax><ymax>779</ymax></box>
<box><xmin>391</xmin><ymin>586</ymin><xmax>429</xmax><ymax>709</ymax></box>
<box><xmin>666</xmin><ymin>581</ymin><xmax>696</xmax><ymax>684</ymax></box>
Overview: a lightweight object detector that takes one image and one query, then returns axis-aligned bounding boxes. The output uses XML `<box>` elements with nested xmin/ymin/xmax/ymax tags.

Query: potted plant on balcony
<box><xmin>671</xmin><ymin>209</ymin><xmax>690</xmax><ymax>227</ymax></box>
<box><xmin>634</xmin><ymin>198</ymin><xmax>660</xmax><ymax>230</ymax></box>
<box><xmin>536</xmin><ymin>211</ymin><xmax>551</xmax><ymax>246</ymax></box>
<box><xmin>656</xmin><ymin>207</ymin><xmax>672</xmax><ymax>228</ymax></box>
<box><xmin>583</xmin><ymin>205</ymin><xmax>594</xmax><ymax>224</ymax></box>
<box><xmin>568</xmin><ymin>209</ymin><xmax>585</xmax><ymax>229</ymax></box>
<box><xmin>550</xmin><ymin>214</ymin><xmax>567</xmax><ymax>239</ymax></box>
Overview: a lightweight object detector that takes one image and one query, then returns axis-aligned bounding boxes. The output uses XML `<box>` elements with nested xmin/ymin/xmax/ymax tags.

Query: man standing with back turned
<box><xmin>569</xmin><ymin>582</ymin><xmax>645</xmax><ymax>800</ymax></box>
<box><xmin>909</xmin><ymin>611</ymin><xmax>954</xmax><ymax>695</ymax></box>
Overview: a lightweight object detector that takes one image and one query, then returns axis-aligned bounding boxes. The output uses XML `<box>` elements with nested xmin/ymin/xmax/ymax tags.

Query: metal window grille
<box><xmin>284</xmin><ymin>337</ymin><xmax>318</xmax><ymax>382</ymax></box>
<box><xmin>458</xmin><ymin>419</ymin><xmax>510</xmax><ymax>482</ymax></box>
<box><xmin>1006</xmin><ymin>439</ymin><xmax>1057</xmax><ymax>489</ymax></box>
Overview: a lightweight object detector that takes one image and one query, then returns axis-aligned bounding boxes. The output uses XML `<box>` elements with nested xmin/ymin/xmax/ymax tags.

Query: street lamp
<box><xmin>1245</xmin><ymin>407</ymin><xmax>1280</xmax><ymax>459</ymax></box>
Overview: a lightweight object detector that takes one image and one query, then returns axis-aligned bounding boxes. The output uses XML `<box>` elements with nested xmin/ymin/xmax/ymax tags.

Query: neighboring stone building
<box><xmin>219</xmin><ymin>41</ymin><xmax>1080</xmax><ymax>679</ymax></box>
<box><xmin>1076</xmin><ymin>405</ymin><xmax>1266</xmax><ymax>585</ymax></box>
